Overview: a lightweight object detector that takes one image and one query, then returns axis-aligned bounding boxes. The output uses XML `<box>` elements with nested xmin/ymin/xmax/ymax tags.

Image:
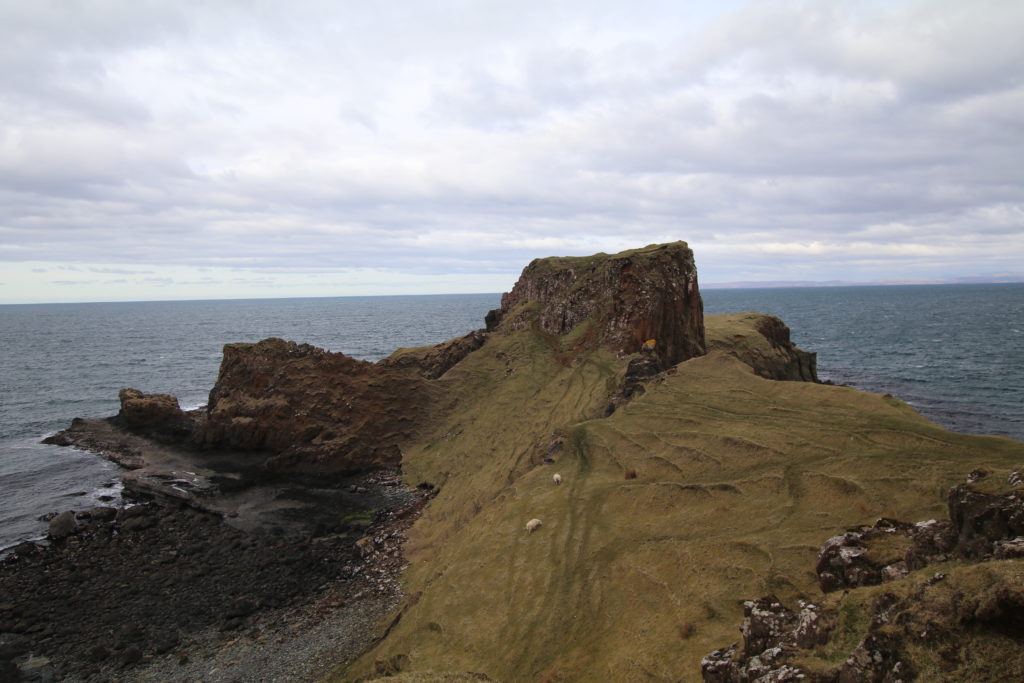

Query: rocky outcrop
<box><xmin>194</xmin><ymin>338</ymin><xmax>445</xmax><ymax>476</ymax></box>
<box><xmin>380</xmin><ymin>330</ymin><xmax>487</xmax><ymax>379</ymax></box>
<box><xmin>114</xmin><ymin>388</ymin><xmax>196</xmax><ymax>442</ymax></box>
<box><xmin>815</xmin><ymin>517</ymin><xmax>957</xmax><ymax>593</ymax></box>
<box><xmin>701</xmin><ymin>598</ymin><xmax>832</xmax><ymax>682</ymax></box>
<box><xmin>705</xmin><ymin>312</ymin><xmax>818</xmax><ymax>382</ymax></box>
<box><xmin>948</xmin><ymin>470</ymin><xmax>1024</xmax><ymax>559</ymax></box>
<box><xmin>489</xmin><ymin>242</ymin><xmax>705</xmax><ymax>369</ymax></box>
<box><xmin>703</xmin><ymin>469</ymin><xmax>1024</xmax><ymax>682</ymax></box>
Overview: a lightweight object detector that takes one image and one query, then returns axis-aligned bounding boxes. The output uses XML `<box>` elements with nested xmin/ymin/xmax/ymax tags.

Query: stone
<box><xmin>47</xmin><ymin>511</ymin><xmax>78</xmax><ymax>540</ymax></box>
<box><xmin>87</xmin><ymin>506</ymin><xmax>118</xmax><ymax>522</ymax></box>
<box><xmin>0</xmin><ymin>633</ymin><xmax>30</xmax><ymax>660</ymax></box>
<box><xmin>11</xmin><ymin>541</ymin><xmax>43</xmax><ymax>558</ymax></box>
<box><xmin>121</xmin><ymin>644</ymin><xmax>143</xmax><ymax>665</ymax></box>
<box><xmin>88</xmin><ymin>645</ymin><xmax>110</xmax><ymax>662</ymax></box>
<box><xmin>224</xmin><ymin>597</ymin><xmax>258</xmax><ymax>618</ymax></box>
<box><xmin>0</xmin><ymin>660</ymin><xmax>18</xmax><ymax>681</ymax></box>
<box><xmin>120</xmin><ymin>515</ymin><xmax>156</xmax><ymax>532</ymax></box>
<box><xmin>152</xmin><ymin>632</ymin><xmax>179</xmax><ymax>654</ymax></box>
<box><xmin>948</xmin><ymin>483</ymin><xmax>1024</xmax><ymax>558</ymax></box>
<box><xmin>116</xmin><ymin>388</ymin><xmax>193</xmax><ymax>441</ymax></box>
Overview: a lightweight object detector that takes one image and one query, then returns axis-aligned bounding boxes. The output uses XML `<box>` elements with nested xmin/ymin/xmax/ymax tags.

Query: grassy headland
<box><xmin>339</xmin><ymin>311</ymin><xmax>1024</xmax><ymax>681</ymax></box>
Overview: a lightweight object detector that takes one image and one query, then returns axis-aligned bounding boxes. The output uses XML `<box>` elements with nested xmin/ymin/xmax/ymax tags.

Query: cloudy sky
<box><xmin>2</xmin><ymin>0</ymin><xmax>1022</xmax><ymax>303</ymax></box>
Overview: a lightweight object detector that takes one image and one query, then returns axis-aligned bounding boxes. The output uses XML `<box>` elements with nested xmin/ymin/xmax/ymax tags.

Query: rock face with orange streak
<box><xmin>195</xmin><ymin>338</ymin><xmax>444</xmax><ymax>476</ymax></box>
<box><xmin>488</xmin><ymin>241</ymin><xmax>706</xmax><ymax>370</ymax></box>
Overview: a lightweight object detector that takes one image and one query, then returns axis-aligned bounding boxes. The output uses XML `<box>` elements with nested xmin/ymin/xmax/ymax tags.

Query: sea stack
<box><xmin>488</xmin><ymin>241</ymin><xmax>706</xmax><ymax>369</ymax></box>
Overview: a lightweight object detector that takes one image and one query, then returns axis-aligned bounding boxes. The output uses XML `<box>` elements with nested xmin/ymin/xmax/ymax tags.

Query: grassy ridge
<box><xmin>340</xmin><ymin>318</ymin><xmax>1024</xmax><ymax>681</ymax></box>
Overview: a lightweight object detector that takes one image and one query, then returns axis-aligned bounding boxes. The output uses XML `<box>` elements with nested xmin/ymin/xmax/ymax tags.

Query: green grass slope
<box><xmin>339</xmin><ymin>323</ymin><xmax>1024</xmax><ymax>682</ymax></box>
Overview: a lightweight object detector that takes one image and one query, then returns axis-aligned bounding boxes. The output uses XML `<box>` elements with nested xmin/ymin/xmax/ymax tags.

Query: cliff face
<box><xmin>491</xmin><ymin>242</ymin><xmax>705</xmax><ymax>369</ymax></box>
<box><xmin>195</xmin><ymin>338</ymin><xmax>443</xmax><ymax>475</ymax></box>
<box><xmin>705</xmin><ymin>312</ymin><xmax>818</xmax><ymax>382</ymax></box>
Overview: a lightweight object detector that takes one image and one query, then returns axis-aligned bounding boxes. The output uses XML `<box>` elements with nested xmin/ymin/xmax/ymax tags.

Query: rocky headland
<box><xmin>5</xmin><ymin>241</ymin><xmax>1023</xmax><ymax>681</ymax></box>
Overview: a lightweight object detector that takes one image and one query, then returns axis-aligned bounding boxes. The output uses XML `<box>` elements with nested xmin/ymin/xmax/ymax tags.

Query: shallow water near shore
<box><xmin>1</xmin><ymin>285</ymin><xmax>1021</xmax><ymax>549</ymax></box>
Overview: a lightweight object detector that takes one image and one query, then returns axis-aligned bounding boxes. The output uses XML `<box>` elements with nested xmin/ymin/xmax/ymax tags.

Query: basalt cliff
<box><xmin>34</xmin><ymin>241</ymin><xmax>1024</xmax><ymax>682</ymax></box>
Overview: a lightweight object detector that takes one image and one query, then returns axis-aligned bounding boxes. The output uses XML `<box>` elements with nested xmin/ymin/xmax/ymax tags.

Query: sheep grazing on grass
<box><xmin>553</xmin><ymin>473</ymin><xmax>562</xmax><ymax>485</ymax></box>
<box><xmin>526</xmin><ymin>518</ymin><xmax>542</xmax><ymax>533</ymax></box>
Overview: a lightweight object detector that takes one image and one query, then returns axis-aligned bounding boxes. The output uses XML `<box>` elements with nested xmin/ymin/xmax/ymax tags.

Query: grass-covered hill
<box><xmin>334</xmin><ymin>244</ymin><xmax>1024</xmax><ymax>681</ymax></box>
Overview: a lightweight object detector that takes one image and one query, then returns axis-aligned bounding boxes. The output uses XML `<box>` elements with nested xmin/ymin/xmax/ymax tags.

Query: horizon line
<box><xmin>2</xmin><ymin>276</ymin><xmax>1023</xmax><ymax>306</ymax></box>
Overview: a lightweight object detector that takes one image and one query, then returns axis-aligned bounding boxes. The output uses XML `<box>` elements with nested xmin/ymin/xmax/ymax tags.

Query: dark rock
<box><xmin>751</xmin><ymin>315</ymin><xmax>818</xmax><ymax>382</ymax></box>
<box><xmin>87</xmin><ymin>507</ymin><xmax>118</xmax><ymax>522</ymax></box>
<box><xmin>11</xmin><ymin>542</ymin><xmax>43</xmax><ymax>559</ymax></box>
<box><xmin>605</xmin><ymin>355</ymin><xmax>662</xmax><ymax>414</ymax></box>
<box><xmin>484</xmin><ymin>308</ymin><xmax>503</xmax><ymax>332</ymax></box>
<box><xmin>0</xmin><ymin>634</ymin><xmax>30</xmax><ymax>660</ymax></box>
<box><xmin>705</xmin><ymin>312</ymin><xmax>819</xmax><ymax>382</ymax></box>
<box><xmin>707</xmin><ymin>471</ymin><xmax>1024</xmax><ymax>682</ymax></box>
<box><xmin>905</xmin><ymin>518</ymin><xmax>957</xmax><ymax>569</ymax></box>
<box><xmin>88</xmin><ymin>645</ymin><xmax>109</xmax><ymax>662</ymax></box>
<box><xmin>119</xmin><ymin>515</ymin><xmax>155</xmax><ymax>532</ymax></box>
<box><xmin>993</xmin><ymin>536</ymin><xmax>1024</xmax><ymax>559</ymax></box>
<box><xmin>225</xmin><ymin>597</ymin><xmax>258</xmax><ymax>619</ymax></box>
<box><xmin>152</xmin><ymin>632</ymin><xmax>179</xmax><ymax>654</ymax></box>
<box><xmin>220</xmin><ymin>617</ymin><xmax>245</xmax><ymax>631</ymax></box>
<box><xmin>815</xmin><ymin>517</ymin><xmax>955</xmax><ymax>593</ymax></box>
<box><xmin>120</xmin><ymin>644</ymin><xmax>143</xmax><ymax>665</ymax></box>
<box><xmin>739</xmin><ymin>596</ymin><xmax>796</xmax><ymax>658</ymax></box>
<box><xmin>47</xmin><ymin>511</ymin><xmax>77</xmax><ymax>541</ymax></box>
<box><xmin>195</xmin><ymin>338</ymin><xmax>446</xmax><ymax>477</ymax></box>
<box><xmin>115</xmin><ymin>624</ymin><xmax>144</xmax><ymax>646</ymax></box>
<box><xmin>380</xmin><ymin>330</ymin><xmax>487</xmax><ymax>379</ymax></box>
<box><xmin>0</xmin><ymin>660</ymin><xmax>19</xmax><ymax>681</ymax></box>
<box><xmin>699</xmin><ymin>596</ymin><xmax>827</xmax><ymax>682</ymax></box>
<box><xmin>494</xmin><ymin>242</ymin><xmax>705</xmax><ymax>369</ymax></box>
<box><xmin>115</xmin><ymin>388</ymin><xmax>193</xmax><ymax>442</ymax></box>
<box><xmin>948</xmin><ymin>483</ymin><xmax>1024</xmax><ymax>558</ymax></box>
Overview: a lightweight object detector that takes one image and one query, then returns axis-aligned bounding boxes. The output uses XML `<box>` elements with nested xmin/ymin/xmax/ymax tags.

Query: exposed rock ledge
<box><xmin>703</xmin><ymin>469</ymin><xmax>1024</xmax><ymax>682</ymax></box>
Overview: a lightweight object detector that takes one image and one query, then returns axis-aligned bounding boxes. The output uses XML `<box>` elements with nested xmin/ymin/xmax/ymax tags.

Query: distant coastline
<box><xmin>703</xmin><ymin>276</ymin><xmax>1024</xmax><ymax>289</ymax></box>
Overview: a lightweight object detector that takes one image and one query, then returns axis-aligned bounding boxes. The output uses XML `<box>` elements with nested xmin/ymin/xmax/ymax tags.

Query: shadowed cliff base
<box><xmin>21</xmin><ymin>242</ymin><xmax>1024</xmax><ymax>682</ymax></box>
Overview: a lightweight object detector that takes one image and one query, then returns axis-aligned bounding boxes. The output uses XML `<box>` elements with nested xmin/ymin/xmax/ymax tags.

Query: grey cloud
<box><xmin>89</xmin><ymin>267</ymin><xmax>154</xmax><ymax>275</ymax></box>
<box><xmin>0</xmin><ymin>0</ymin><xmax>1021</xmax><ymax>296</ymax></box>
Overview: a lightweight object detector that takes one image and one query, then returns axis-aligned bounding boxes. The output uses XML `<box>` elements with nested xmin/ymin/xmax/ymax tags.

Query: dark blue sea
<box><xmin>1</xmin><ymin>285</ymin><xmax>1022</xmax><ymax>549</ymax></box>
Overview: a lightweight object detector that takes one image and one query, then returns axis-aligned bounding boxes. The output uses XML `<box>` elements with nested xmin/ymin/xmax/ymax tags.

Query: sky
<box><xmin>1</xmin><ymin>0</ymin><xmax>1022</xmax><ymax>304</ymax></box>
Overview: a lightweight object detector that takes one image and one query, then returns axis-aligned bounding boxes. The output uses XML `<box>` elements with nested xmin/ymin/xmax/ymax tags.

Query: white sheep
<box><xmin>526</xmin><ymin>518</ymin><xmax>542</xmax><ymax>533</ymax></box>
<box><xmin>553</xmin><ymin>473</ymin><xmax>562</xmax><ymax>485</ymax></box>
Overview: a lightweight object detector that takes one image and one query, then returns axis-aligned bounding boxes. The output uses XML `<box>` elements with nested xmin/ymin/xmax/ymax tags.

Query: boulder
<box><xmin>700</xmin><ymin>597</ymin><xmax>832</xmax><ymax>682</ymax></box>
<box><xmin>86</xmin><ymin>506</ymin><xmax>118</xmax><ymax>522</ymax></box>
<box><xmin>948</xmin><ymin>481</ymin><xmax>1024</xmax><ymax>558</ymax></box>
<box><xmin>816</xmin><ymin>517</ymin><xmax>956</xmax><ymax>593</ymax></box>
<box><xmin>116</xmin><ymin>388</ymin><xmax>193</xmax><ymax>441</ymax></box>
<box><xmin>47</xmin><ymin>511</ymin><xmax>78</xmax><ymax>540</ymax></box>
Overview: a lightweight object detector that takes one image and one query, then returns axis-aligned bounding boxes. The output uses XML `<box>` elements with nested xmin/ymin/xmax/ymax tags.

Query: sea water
<box><xmin>1</xmin><ymin>285</ymin><xmax>1021</xmax><ymax>549</ymax></box>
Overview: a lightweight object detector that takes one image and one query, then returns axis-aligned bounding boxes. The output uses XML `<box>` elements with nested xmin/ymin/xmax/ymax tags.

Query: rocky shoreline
<box><xmin>1</xmin><ymin>431</ymin><xmax>431</xmax><ymax>681</ymax></box>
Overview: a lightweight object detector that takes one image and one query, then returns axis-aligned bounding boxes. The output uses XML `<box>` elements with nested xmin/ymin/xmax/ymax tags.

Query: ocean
<box><xmin>1</xmin><ymin>285</ymin><xmax>1022</xmax><ymax>550</ymax></box>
